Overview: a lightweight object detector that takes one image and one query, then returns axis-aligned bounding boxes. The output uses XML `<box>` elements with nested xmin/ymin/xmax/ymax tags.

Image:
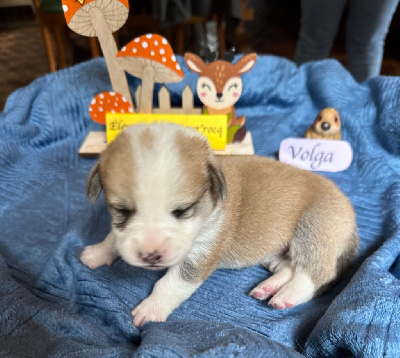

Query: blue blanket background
<box><xmin>1</xmin><ymin>55</ymin><xmax>400</xmax><ymax>357</ymax></box>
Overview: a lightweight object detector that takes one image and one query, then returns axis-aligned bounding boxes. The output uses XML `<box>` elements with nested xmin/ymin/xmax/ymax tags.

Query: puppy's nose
<box><xmin>139</xmin><ymin>250</ymin><xmax>162</xmax><ymax>265</ymax></box>
<box><xmin>321</xmin><ymin>122</ymin><xmax>331</xmax><ymax>131</ymax></box>
<box><xmin>216</xmin><ymin>93</ymin><xmax>223</xmax><ymax>100</ymax></box>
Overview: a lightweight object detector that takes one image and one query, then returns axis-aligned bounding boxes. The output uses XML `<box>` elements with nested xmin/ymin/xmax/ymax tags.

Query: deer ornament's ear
<box><xmin>234</xmin><ymin>53</ymin><xmax>257</xmax><ymax>74</ymax></box>
<box><xmin>184</xmin><ymin>53</ymin><xmax>207</xmax><ymax>74</ymax></box>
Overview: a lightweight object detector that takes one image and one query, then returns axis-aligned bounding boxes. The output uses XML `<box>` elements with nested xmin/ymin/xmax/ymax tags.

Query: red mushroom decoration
<box><xmin>89</xmin><ymin>92</ymin><xmax>133</xmax><ymax>124</ymax></box>
<box><xmin>61</xmin><ymin>0</ymin><xmax>134</xmax><ymax>109</ymax></box>
<box><xmin>117</xmin><ymin>34</ymin><xmax>184</xmax><ymax>113</ymax></box>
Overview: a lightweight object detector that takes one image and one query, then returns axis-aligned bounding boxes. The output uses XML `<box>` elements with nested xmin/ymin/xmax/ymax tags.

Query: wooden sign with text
<box><xmin>106</xmin><ymin>113</ymin><xmax>227</xmax><ymax>150</ymax></box>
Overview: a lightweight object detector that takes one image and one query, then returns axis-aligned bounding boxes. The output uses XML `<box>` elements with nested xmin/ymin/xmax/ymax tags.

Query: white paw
<box><xmin>250</xmin><ymin>265</ymin><xmax>293</xmax><ymax>301</ymax></box>
<box><xmin>80</xmin><ymin>244</ymin><xmax>115</xmax><ymax>270</ymax></box>
<box><xmin>250</xmin><ymin>279</ymin><xmax>281</xmax><ymax>301</ymax></box>
<box><xmin>132</xmin><ymin>296</ymin><xmax>173</xmax><ymax>326</ymax></box>
<box><xmin>268</xmin><ymin>284</ymin><xmax>299</xmax><ymax>309</ymax></box>
<box><xmin>268</xmin><ymin>272</ymin><xmax>315</xmax><ymax>310</ymax></box>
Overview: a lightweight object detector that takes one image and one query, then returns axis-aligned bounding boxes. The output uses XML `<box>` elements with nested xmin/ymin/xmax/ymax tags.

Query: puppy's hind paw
<box><xmin>268</xmin><ymin>271</ymin><xmax>316</xmax><ymax>310</ymax></box>
<box><xmin>268</xmin><ymin>294</ymin><xmax>295</xmax><ymax>310</ymax></box>
<box><xmin>250</xmin><ymin>264</ymin><xmax>294</xmax><ymax>301</ymax></box>
<box><xmin>249</xmin><ymin>285</ymin><xmax>277</xmax><ymax>301</ymax></box>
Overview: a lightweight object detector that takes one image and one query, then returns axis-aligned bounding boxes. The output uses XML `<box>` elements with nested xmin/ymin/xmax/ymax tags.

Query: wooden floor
<box><xmin>1</xmin><ymin>4</ymin><xmax>400</xmax><ymax>111</ymax></box>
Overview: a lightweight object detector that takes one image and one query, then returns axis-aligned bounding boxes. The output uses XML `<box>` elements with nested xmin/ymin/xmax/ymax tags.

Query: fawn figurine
<box><xmin>184</xmin><ymin>52</ymin><xmax>257</xmax><ymax>143</ymax></box>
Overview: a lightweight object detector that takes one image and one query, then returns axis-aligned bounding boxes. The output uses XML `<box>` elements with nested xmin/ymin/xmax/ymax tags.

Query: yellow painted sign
<box><xmin>106</xmin><ymin>113</ymin><xmax>227</xmax><ymax>150</ymax></box>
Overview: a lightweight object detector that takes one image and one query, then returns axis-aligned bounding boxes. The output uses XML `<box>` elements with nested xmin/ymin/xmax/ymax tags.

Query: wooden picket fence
<box><xmin>135</xmin><ymin>85</ymin><xmax>202</xmax><ymax>114</ymax></box>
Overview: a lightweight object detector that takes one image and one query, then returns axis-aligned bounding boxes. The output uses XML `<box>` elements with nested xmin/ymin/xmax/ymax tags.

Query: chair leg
<box><xmin>176</xmin><ymin>24</ymin><xmax>184</xmax><ymax>54</ymax></box>
<box><xmin>216</xmin><ymin>14</ymin><xmax>225</xmax><ymax>59</ymax></box>
<box><xmin>41</xmin><ymin>24</ymin><xmax>57</xmax><ymax>72</ymax></box>
<box><xmin>54</xmin><ymin>25</ymin><xmax>67</xmax><ymax>69</ymax></box>
<box><xmin>89</xmin><ymin>37</ymin><xmax>101</xmax><ymax>57</ymax></box>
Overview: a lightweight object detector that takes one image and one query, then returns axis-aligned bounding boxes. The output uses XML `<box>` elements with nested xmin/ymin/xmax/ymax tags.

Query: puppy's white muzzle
<box><xmin>115</xmin><ymin>226</ymin><xmax>194</xmax><ymax>270</ymax></box>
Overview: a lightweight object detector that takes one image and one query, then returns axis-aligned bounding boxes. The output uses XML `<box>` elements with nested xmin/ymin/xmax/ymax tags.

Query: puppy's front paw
<box><xmin>132</xmin><ymin>296</ymin><xmax>172</xmax><ymax>326</ymax></box>
<box><xmin>80</xmin><ymin>244</ymin><xmax>115</xmax><ymax>270</ymax></box>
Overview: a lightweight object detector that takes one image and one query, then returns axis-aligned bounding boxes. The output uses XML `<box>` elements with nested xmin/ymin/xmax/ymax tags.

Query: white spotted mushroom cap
<box><xmin>61</xmin><ymin>0</ymin><xmax>129</xmax><ymax>37</ymax></box>
<box><xmin>89</xmin><ymin>92</ymin><xmax>133</xmax><ymax>124</ymax></box>
<box><xmin>117</xmin><ymin>34</ymin><xmax>184</xmax><ymax>83</ymax></box>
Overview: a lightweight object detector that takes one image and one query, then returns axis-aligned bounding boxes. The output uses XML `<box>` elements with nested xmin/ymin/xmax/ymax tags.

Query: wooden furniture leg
<box><xmin>216</xmin><ymin>14</ymin><xmax>225</xmax><ymax>59</ymax></box>
<box><xmin>176</xmin><ymin>24</ymin><xmax>184</xmax><ymax>54</ymax></box>
<box><xmin>89</xmin><ymin>37</ymin><xmax>101</xmax><ymax>57</ymax></box>
<box><xmin>40</xmin><ymin>23</ymin><xmax>57</xmax><ymax>72</ymax></box>
<box><xmin>54</xmin><ymin>25</ymin><xmax>66</xmax><ymax>69</ymax></box>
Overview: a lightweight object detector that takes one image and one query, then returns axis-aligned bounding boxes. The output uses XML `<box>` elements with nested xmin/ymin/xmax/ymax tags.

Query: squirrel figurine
<box><xmin>304</xmin><ymin>107</ymin><xmax>342</xmax><ymax>140</ymax></box>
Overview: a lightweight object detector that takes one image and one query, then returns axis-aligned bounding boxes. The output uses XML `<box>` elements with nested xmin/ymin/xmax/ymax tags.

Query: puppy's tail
<box><xmin>315</xmin><ymin>228</ymin><xmax>359</xmax><ymax>296</ymax></box>
<box><xmin>336</xmin><ymin>228</ymin><xmax>359</xmax><ymax>278</ymax></box>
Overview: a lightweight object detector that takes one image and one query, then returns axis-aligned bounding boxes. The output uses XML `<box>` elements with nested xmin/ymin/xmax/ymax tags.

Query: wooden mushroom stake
<box><xmin>117</xmin><ymin>34</ymin><xmax>184</xmax><ymax>113</ymax></box>
<box><xmin>89</xmin><ymin>92</ymin><xmax>133</xmax><ymax>124</ymax></box>
<box><xmin>61</xmin><ymin>0</ymin><xmax>134</xmax><ymax>109</ymax></box>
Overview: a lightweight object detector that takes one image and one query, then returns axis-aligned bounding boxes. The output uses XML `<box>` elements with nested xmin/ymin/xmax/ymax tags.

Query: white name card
<box><xmin>279</xmin><ymin>138</ymin><xmax>353</xmax><ymax>172</ymax></box>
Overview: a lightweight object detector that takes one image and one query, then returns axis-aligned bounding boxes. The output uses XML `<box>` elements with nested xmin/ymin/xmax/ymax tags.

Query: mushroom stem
<box><xmin>89</xmin><ymin>7</ymin><xmax>134</xmax><ymax>110</ymax></box>
<box><xmin>140</xmin><ymin>66</ymin><xmax>155</xmax><ymax>113</ymax></box>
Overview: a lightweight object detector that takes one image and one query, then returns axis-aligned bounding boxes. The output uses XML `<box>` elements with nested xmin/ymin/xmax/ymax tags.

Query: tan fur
<box><xmin>99</xmin><ymin>131</ymin><xmax>136</xmax><ymax>205</ymax></box>
<box><xmin>138</xmin><ymin>127</ymin><xmax>155</xmax><ymax>149</ymax></box>
<box><xmin>305</xmin><ymin>107</ymin><xmax>342</xmax><ymax>140</ymax></box>
<box><xmin>83</xmin><ymin>123</ymin><xmax>358</xmax><ymax>324</ymax></box>
<box><xmin>174</xmin><ymin>131</ymin><xmax>209</xmax><ymax>198</ymax></box>
<box><xmin>185</xmin><ymin>155</ymin><xmax>357</xmax><ymax>284</ymax></box>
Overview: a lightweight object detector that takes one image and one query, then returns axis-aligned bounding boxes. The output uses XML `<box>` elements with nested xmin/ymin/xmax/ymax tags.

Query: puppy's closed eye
<box><xmin>171</xmin><ymin>187</ymin><xmax>210</xmax><ymax>220</ymax></box>
<box><xmin>171</xmin><ymin>205</ymin><xmax>195</xmax><ymax>220</ymax></box>
<box><xmin>110</xmin><ymin>206</ymin><xmax>136</xmax><ymax>229</ymax></box>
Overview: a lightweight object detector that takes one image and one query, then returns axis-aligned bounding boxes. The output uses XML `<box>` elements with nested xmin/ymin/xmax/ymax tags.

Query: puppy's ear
<box><xmin>208</xmin><ymin>161</ymin><xmax>227</xmax><ymax>203</ymax></box>
<box><xmin>86</xmin><ymin>162</ymin><xmax>103</xmax><ymax>203</ymax></box>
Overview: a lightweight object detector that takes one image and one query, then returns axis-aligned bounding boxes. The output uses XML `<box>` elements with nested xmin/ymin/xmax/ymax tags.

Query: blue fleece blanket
<box><xmin>1</xmin><ymin>55</ymin><xmax>400</xmax><ymax>357</ymax></box>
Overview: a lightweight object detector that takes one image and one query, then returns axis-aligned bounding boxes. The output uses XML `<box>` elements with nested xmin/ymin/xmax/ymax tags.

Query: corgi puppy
<box><xmin>81</xmin><ymin>123</ymin><xmax>358</xmax><ymax>326</ymax></box>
